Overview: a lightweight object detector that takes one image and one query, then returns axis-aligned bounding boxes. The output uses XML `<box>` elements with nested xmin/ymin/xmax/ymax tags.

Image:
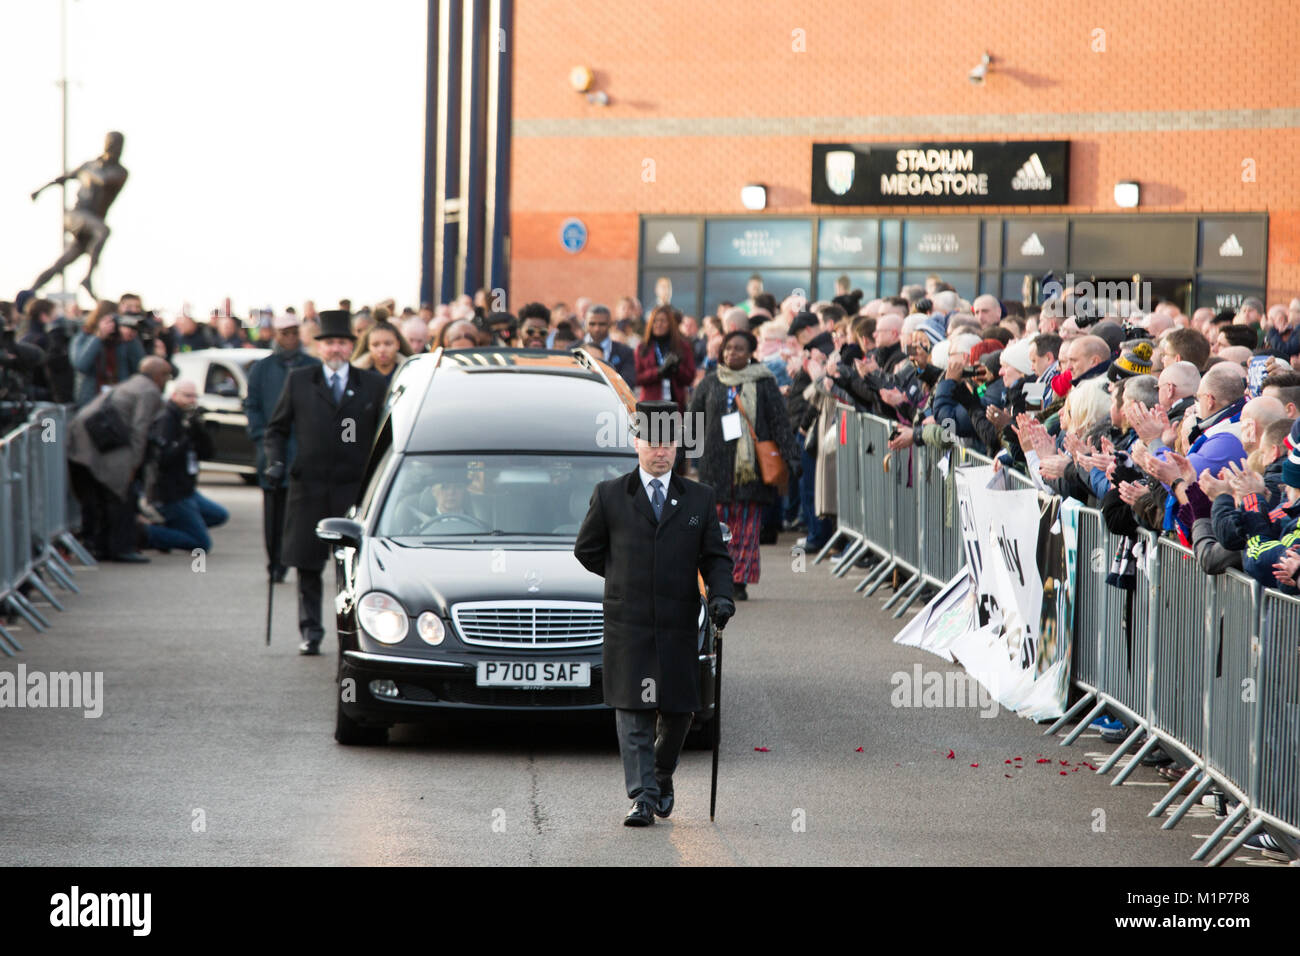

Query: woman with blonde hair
<box><xmin>1061</xmin><ymin>378</ymin><xmax>1113</xmax><ymax>442</ymax></box>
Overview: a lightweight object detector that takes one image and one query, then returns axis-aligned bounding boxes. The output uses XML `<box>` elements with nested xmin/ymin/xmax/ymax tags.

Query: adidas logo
<box><xmin>1019</xmin><ymin>232</ymin><xmax>1046</xmax><ymax>256</ymax></box>
<box><xmin>1218</xmin><ymin>233</ymin><xmax>1244</xmax><ymax>257</ymax></box>
<box><xmin>1011</xmin><ymin>153</ymin><xmax>1052</xmax><ymax>191</ymax></box>
<box><xmin>655</xmin><ymin>231</ymin><xmax>681</xmax><ymax>255</ymax></box>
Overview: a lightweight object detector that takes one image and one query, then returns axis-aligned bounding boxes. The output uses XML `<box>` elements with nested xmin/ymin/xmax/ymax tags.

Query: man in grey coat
<box><xmin>67</xmin><ymin>356</ymin><xmax>172</xmax><ymax>562</ymax></box>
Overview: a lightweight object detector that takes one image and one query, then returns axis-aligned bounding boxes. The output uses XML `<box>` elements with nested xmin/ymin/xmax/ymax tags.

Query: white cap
<box><xmin>1001</xmin><ymin>339</ymin><xmax>1034</xmax><ymax>375</ymax></box>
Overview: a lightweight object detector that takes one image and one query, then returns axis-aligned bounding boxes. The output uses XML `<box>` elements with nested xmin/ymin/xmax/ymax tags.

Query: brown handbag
<box><xmin>733</xmin><ymin>392</ymin><xmax>789</xmax><ymax>493</ymax></box>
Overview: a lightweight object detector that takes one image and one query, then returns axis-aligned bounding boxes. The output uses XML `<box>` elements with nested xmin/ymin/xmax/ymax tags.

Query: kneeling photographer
<box><xmin>141</xmin><ymin>379</ymin><xmax>228</xmax><ymax>553</ymax></box>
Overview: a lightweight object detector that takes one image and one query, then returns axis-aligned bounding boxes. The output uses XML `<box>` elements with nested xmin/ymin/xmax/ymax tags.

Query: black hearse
<box><xmin>317</xmin><ymin>349</ymin><xmax>718</xmax><ymax>745</ymax></box>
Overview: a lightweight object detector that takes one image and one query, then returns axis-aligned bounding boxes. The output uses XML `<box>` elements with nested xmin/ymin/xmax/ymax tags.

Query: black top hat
<box><xmin>316</xmin><ymin>309</ymin><xmax>355</xmax><ymax>341</ymax></box>
<box><xmin>634</xmin><ymin>400</ymin><xmax>682</xmax><ymax>445</ymax></box>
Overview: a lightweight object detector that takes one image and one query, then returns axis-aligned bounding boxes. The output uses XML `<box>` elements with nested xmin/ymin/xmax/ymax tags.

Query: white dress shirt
<box><xmin>584</xmin><ymin>334</ymin><xmax>613</xmax><ymax>362</ymax></box>
<box><xmin>638</xmin><ymin>466</ymin><xmax>670</xmax><ymax>507</ymax></box>
<box><xmin>325</xmin><ymin>363</ymin><xmax>350</xmax><ymax>395</ymax></box>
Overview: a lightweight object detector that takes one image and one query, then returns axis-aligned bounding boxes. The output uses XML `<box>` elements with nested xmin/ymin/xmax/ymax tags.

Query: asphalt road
<box><xmin>0</xmin><ymin>473</ymin><xmax>1282</xmax><ymax>866</ymax></box>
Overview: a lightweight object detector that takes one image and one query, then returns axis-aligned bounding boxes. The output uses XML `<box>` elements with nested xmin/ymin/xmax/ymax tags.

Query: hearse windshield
<box><xmin>376</xmin><ymin>453</ymin><xmax>634</xmax><ymax>539</ymax></box>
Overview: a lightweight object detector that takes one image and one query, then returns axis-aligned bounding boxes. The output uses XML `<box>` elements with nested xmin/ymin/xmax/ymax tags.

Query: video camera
<box><xmin>113</xmin><ymin>310</ymin><xmax>164</xmax><ymax>356</ymax></box>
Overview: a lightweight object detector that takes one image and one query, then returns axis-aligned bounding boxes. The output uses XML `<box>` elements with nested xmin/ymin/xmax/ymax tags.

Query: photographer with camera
<box><xmin>70</xmin><ymin>300</ymin><xmax>145</xmax><ymax>408</ymax></box>
<box><xmin>18</xmin><ymin>297</ymin><xmax>74</xmax><ymax>404</ymax></box>
<box><xmin>117</xmin><ymin>292</ymin><xmax>168</xmax><ymax>360</ymax></box>
<box><xmin>1</xmin><ymin>302</ymin><xmax>47</xmax><ymax>431</ymax></box>
<box><xmin>140</xmin><ymin>379</ymin><xmax>229</xmax><ymax>553</ymax></box>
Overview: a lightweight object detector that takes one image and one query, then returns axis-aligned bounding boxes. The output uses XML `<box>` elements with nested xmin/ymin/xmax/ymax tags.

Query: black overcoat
<box><xmin>574</xmin><ymin>469</ymin><xmax>734</xmax><ymax>712</ymax></box>
<box><xmin>263</xmin><ymin>363</ymin><xmax>385</xmax><ymax>570</ymax></box>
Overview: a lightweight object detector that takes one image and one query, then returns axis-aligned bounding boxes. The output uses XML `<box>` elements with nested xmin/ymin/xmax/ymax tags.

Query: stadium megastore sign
<box><xmin>812</xmin><ymin>141</ymin><xmax>1069</xmax><ymax>206</ymax></box>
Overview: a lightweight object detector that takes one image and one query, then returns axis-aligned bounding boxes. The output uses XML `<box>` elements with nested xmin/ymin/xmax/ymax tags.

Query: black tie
<box><xmin>650</xmin><ymin>479</ymin><xmax>664</xmax><ymax>521</ymax></box>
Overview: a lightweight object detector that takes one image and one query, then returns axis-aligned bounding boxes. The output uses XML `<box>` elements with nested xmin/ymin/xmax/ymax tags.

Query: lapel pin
<box><xmin>671</xmin><ymin>498</ymin><xmax>677</xmax><ymax>506</ymax></box>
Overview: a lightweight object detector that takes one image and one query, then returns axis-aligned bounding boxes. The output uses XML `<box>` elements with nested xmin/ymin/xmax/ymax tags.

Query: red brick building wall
<box><xmin>509</xmin><ymin>0</ymin><xmax>1300</xmax><ymax>309</ymax></box>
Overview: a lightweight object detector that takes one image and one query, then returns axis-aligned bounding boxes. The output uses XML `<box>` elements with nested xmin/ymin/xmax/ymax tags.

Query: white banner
<box><xmin>895</xmin><ymin>466</ymin><xmax>1071</xmax><ymax>720</ymax></box>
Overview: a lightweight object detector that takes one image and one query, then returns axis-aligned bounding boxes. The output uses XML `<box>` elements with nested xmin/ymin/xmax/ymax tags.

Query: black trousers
<box><xmin>261</xmin><ymin>485</ymin><xmax>287</xmax><ymax>572</ymax></box>
<box><xmin>614</xmin><ymin>709</ymin><xmax>694</xmax><ymax>806</ymax></box>
<box><xmin>69</xmin><ymin>462</ymin><xmax>136</xmax><ymax>558</ymax></box>
<box><xmin>297</xmin><ymin>566</ymin><xmax>325</xmax><ymax>644</ymax></box>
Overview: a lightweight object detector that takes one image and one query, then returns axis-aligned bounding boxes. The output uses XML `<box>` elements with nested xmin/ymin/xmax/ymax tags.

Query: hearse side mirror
<box><xmin>316</xmin><ymin>518</ymin><xmax>364</xmax><ymax>550</ymax></box>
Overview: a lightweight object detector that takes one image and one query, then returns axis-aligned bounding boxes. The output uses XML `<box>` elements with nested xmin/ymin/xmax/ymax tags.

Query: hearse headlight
<box><xmin>417</xmin><ymin>611</ymin><xmax>446</xmax><ymax>646</ymax></box>
<box><xmin>359</xmin><ymin>592</ymin><xmax>408</xmax><ymax>644</ymax></box>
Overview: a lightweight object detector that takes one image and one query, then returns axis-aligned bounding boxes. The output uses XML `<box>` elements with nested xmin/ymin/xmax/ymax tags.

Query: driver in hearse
<box><xmin>392</xmin><ymin>464</ymin><xmax>482</xmax><ymax>530</ymax></box>
<box><xmin>429</xmin><ymin>471</ymin><xmax>471</xmax><ymax>516</ymax></box>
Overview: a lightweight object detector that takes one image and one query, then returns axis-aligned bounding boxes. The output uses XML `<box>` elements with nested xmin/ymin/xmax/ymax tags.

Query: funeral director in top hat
<box><xmin>574</xmin><ymin>400</ymin><xmax>736</xmax><ymax>827</ymax></box>
<box><xmin>263</xmin><ymin>309</ymin><xmax>386</xmax><ymax>655</ymax></box>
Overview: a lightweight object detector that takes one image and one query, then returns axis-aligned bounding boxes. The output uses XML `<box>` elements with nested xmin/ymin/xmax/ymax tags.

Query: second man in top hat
<box><xmin>264</xmin><ymin>309</ymin><xmax>387</xmax><ymax>654</ymax></box>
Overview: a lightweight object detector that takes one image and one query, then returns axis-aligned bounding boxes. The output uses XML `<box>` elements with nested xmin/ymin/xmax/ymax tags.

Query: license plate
<box><xmin>475</xmin><ymin>661</ymin><xmax>591</xmax><ymax>688</ymax></box>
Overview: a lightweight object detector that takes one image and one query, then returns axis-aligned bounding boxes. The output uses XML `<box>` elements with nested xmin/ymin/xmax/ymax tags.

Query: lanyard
<box><xmin>726</xmin><ymin>386</ymin><xmax>737</xmax><ymax>411</ymax></box>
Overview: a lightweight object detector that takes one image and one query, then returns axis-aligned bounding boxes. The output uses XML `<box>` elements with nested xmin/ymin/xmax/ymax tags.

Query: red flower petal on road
<box><xmin>1005</xmin><ymin>759</ymin><xmax>1013</xmax><ymax>764</ymax></box>
<box><xmin>855</xmin><ymin>747</ymin><xmax>864</xmax><ymax>752</ymax></box>
<box><xmin>946</xmin><ymin>749</ymin><xmax>955</xmax><ymax>759</ymax></box>
<box><xmin>1005</xmin><ymin>774</ymin><xmax>1012</xmax><ymax>778</ymax></box>
<box><xmin>1036</xmin><ymin>758</ymin><xmax>1051</xmax><ymax>764</ymax></box>
<box><xmin>970</xmin><ymin>763</ymin><xmax>979</xmax><ymax>767</ymax></box>
<box><xmin>1060</xmin><ymin>760</ymin><xmax>1069</xmax><ymax>766</ymax></box>
<box><xmin>1059</xmin><ymin>771</ymin><xmax>1068</xmax><ymax>776</ymax></box>
<box><xmin>754</xmin><ymin>746</ymin><xmax>770</xmax><ymax>752</ymax></box>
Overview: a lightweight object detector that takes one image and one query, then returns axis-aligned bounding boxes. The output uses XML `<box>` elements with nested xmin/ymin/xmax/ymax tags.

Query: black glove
<box><xmin>264</xmin><ymin>460</ymin><xmax>286</xmax><ymax>483</ymax></box>
<box><xmin>661</xmin><ymin>351</ymin><xmax>680</xmax><ymax>370</ymax></box>
<box><xmin>708</xmin><ymin>595</ymin><xmax>735</xmax><ymax>630</ymax></box>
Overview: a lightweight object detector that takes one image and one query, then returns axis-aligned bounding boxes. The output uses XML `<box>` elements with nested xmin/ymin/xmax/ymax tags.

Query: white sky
<box><xmin>1</xmin><ymin>0</ymin><xmax>428</xmax><ymax>319</ymax></box>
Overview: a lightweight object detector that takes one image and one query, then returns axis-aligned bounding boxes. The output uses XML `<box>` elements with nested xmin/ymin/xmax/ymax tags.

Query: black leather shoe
<box><xmin>109</xmin><ymin>551</ymin><xmax>151</xmax><ymax>564</ymax></box>
<box><xmin>624</xmin><ymin>801</ymin><xmax>655</xmax><ymax>827</ymax></box>
<box><xmin>654</xmin><ymin>780</ymin><xmax>674</xmax><ymax>818</ymax></box>
<box><xmin>298</xmin><ymin>639</ymin><xmax>321</xmax><ymax>656</ymax></box>
<box><xmin>271</xmin><ymin>565</ymin><xmax>288</xmax><ymax>584</ymax></box>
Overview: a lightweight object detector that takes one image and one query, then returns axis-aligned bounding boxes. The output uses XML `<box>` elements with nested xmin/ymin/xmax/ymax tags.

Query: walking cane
<box><xmin>709</xmin><ymin>618</ymin><xmax>725</xmax><ymax>822</ymax></box>
<box><xmin>264</xmin><ymin>484</ymin><xmax>284</xmax><ymax>647</ymax></box>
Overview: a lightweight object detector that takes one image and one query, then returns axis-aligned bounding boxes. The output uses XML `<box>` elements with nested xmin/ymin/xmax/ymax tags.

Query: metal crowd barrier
<box><xmin>830</xmin><ymin>408</ymin><xmax>1300</xmax><ymax>865</ymax></box>
<box><xmin>0</xmin><ymin>403</ymin><xmax>93</xmax><ymax>655</ymax></box>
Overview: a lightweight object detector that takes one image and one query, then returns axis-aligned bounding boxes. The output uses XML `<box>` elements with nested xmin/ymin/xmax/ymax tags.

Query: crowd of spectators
<box><xmin>5</xmin><ymin>274</ymin><xmax>1298</xmax><ymax>853</ymax></box>
<box><xmin>772</xmin><ymin>277</ymin><xmax>1300</xmax><ymax>858</ymax></box>
<box><xmin>7</xmin><ymin>283</ymin><xmax>1300</xmax><ymax>584</ymax></box>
